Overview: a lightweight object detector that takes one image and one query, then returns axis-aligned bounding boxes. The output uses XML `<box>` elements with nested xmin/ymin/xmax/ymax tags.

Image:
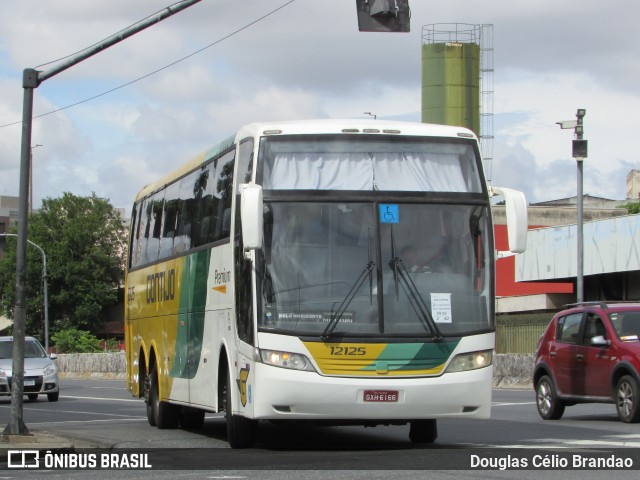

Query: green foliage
<box><xmin>0</xmin><ymin>192</ymin><xmax>127</xmax><ymax>338</ymax></box>
<box><xmin>621</xmin><ymin>202</ymin><xmax>640</xmax><ymax>215</ymax></box>
<box><xmin>51</xmin><ymin>328</ymin><xmax>102</xmax><ymax>353</ymax></box>
<box><xmin>103</xmin><ymin>337</ymin><xmax>122</xmax><ymax>352</ymax></box>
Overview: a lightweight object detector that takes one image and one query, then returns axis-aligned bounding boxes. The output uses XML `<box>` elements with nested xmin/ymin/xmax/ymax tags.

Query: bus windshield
<box><xmin>260</xmin><ymin>135</ymin><xmax>483</xmax><ymax>193</ymax></box>
<box><xmin>257</xmin><ymin>201</ymin><xmax>491</xmax><ymax>338</ymax></box>
<box><xmin>256</xmin><ymin>134</ymin><xmax>491</xmax><ymax>339</ymax></box>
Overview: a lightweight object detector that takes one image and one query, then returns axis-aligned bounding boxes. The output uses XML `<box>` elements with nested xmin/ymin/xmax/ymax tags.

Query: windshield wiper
<box><xmin>322</xmin><ymin>228</ymin><xmax>375</xmax><ymax>341</ymax></box>
<box><xmin>322</xmin><ymin>260</ymin><xmax>375</xmax><ymax>341</ymax></box>
<box><xmin>389</xmin><ymin>227</ymin><xmax>443</xmax><ymax>341</ymax></box>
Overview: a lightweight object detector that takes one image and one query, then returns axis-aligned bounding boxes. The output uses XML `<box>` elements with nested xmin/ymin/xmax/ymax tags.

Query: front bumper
<box><xmin>0</xmin><ymin>373</ymin><xmax>59</xmax><ymax>396</ymax></box>
<box><xmin>251</xmin><ymin>362</ymin><xmax>492</xmax><ymax>421</ymax></box>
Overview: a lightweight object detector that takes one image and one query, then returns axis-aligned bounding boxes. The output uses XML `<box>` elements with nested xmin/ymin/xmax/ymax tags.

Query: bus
<box><xmin>125</xmin><ymin>119</ymin><xmax>527</xmax><ymax>448</ymax></box>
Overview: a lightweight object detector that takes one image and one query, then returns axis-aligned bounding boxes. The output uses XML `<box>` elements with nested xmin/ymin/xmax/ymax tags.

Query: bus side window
<box><xmin>128</xmin><ymin>203</ymin><xmax>140</xmax><ymax>269</ymax></box>
<box><xmin>234</xmin><ymin>138</ymin><xmax>254</xmax><ymax>345</ymax></box>
<box><xmin>137</xmin><ymin>198</ymin><xmax>152</xmax><ymax>266</ymax></box>
<box><xmin>212</xmin><ymin>150</ymin><xmax>235</xmax><ymax>241</ymax></box>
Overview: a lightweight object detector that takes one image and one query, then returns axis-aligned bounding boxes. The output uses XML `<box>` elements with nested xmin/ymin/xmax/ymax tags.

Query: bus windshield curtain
<box><xmin>264</xmin><ymin>152</ymin><xmax>470</xmax><ymax>192</ymax></box>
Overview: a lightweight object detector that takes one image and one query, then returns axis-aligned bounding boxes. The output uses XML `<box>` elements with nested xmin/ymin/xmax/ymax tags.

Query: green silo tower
<box><xmin>421</xmin><ymin>24</ymin><xmax>490</xmax><ymax>140</ymax></box>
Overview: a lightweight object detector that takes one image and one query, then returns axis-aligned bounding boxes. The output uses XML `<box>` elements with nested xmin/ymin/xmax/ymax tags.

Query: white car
<box><xmin>0</xmin><ymin>336</ymin><xmax>59</xmax><ymax>402</ymax></box>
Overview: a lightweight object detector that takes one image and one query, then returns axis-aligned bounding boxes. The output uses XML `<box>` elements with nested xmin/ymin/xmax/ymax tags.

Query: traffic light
<box><xmin>356</xmin><ymin>0</ymin><xmax>410</xmax><ymax>32</ymax></box>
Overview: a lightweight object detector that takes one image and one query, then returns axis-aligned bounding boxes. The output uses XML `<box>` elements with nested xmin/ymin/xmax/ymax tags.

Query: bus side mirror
<box><xmin>491</xmin><ymin>186</ymin><xmax>528</xmax><ymax>258</ymax></box>
<box><xmin>240</xmin><ymin>183</ymin><xmax>263</xmax><ymax>250</ymax></box>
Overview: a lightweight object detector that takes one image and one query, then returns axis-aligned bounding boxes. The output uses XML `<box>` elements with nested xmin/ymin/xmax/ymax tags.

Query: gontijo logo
<box><xmin>146</xmin><ymin>269</ymin><xmax>176</xmax><ymax>304</ymax></box>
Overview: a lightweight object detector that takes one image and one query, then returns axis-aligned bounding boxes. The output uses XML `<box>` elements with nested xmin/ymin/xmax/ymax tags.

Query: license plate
<box><xmin>363</xmin><ymin>390</ymin><xmax>398</xmax><ymax>402</ymax></box>
<box><xmin>24</xmin><ymin>380</ymin><xmax>35</xmax><ymax>387</ymax></box>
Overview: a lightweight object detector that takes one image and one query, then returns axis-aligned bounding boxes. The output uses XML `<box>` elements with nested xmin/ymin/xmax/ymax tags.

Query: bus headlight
<box><xmin>259</xmin><ymin>349</ymin><xmax>316</xmax><ymax>372</ymax></box>
<box><xmin>444</xmin><ymin>350</ymin><xmax>493</xmax><ymax>373</ymax></box>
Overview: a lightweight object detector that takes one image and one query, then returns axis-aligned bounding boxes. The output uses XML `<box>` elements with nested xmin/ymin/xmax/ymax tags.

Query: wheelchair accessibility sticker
<box><xmin>380</xmin><ymin>204</ymin><xmax>399</xmax><ymax>224</ymax></box>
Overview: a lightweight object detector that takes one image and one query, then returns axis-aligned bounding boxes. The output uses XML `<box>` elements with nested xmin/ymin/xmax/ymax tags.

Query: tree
<box><xmin>0</xmin><ymin>193</ymin><xmax>127</xmax><ymax>340</ymax></box>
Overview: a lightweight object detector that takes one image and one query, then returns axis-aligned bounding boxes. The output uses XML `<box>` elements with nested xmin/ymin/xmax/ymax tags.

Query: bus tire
<box><xmin>225</xmin><ymin>370</ymin><xmax>257</xmax><ymax>448</ymax></box>
<box><xmin>180</xmin><ymin>407</ymin><xmax>205</xmax><ymax>430</ymax></box>
<box><xmin>144</xmin><ymin>371</ymin><xmax>156</xmax><ymax>426</ymax></box>
<box><xmin>149</xmin><ymin>366</ymin><xmax>179</xmax><ymax>429</ymax></box>
<box><xmin>409</xmin><ymin>419</ymin><xmax>437</xmax><ymax>444</ymax></box>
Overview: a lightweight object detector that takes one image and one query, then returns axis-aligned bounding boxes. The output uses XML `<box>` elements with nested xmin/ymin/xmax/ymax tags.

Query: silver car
<box><xmin>0</xmin><ymin>336</ymin><xmax>59</xmax><ymax>402</ymax></box>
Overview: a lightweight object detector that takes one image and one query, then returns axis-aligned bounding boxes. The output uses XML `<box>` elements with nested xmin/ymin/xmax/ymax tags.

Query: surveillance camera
<box><xmin>556</xmin><ymin>120</ymin><xmax>577</xmax><ymax>130</ymax></box>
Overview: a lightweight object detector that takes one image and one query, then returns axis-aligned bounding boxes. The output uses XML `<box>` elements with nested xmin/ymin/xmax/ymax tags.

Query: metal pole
<box><xmin>4</xmin><ymin>71</ymin><xmax>36</xmax><ymax>435</ymax></box>
<box><xmin>29</xmin><ymin>145</ymin><xmax>42</xmax><ymax>214</ymax></box>
<box><xmin>0</xmin><ymin>235</ymin><xmax>47</xmax><ymax>350</ymax></box>
<box><xmin>42</xmin><ymin>252</ymin><xmax>49</xmax><ymax>354</ymax></box>
<box><xmin>5</xmin><ymin>0</ymin><xmax>203</xmax><ymax>436</ymax></box>
<box><xmin>37</xmin><ymin>0</ymin><xmax>203</xmax><ymax>83</ymax></box>
<box><xmin>577</xmin><ymin>159</ymin><xmax>584</xmax><ymax>303</ymax></box>
<box><xmin>575</xmin><ymin>108</ymin><xmax>585</xmax><ymax>303</ymax></box>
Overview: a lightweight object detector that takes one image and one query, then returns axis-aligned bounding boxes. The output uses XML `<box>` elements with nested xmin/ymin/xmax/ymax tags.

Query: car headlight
<box><xmin>445</xmin><ymin>350</ymin><xmax>493</xmax><ymax>373</ymax></box>
<box><xmin>43</xmin><ymin>364</ymin><xmax>56</xmax><ymax>376</ymax></box>
<box><xmin>259</xmin><ymin>349</ymin><xmax>316</xmax><ymax>372</ymax></box>
<box><xmin>0</xmin><ymin>368</ymin><xmax>6</xmax><ymax>377</ymax></box>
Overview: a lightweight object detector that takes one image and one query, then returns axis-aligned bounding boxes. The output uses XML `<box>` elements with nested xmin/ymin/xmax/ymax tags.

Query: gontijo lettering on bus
<box><xmin>146</xmin><ymin>269</ymin><xmax>176</xmax><ymax>304</ymax></box>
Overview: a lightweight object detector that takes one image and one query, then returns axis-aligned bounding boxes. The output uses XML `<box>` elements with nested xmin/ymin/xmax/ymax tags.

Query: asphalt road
<box><xmin>1</xmin><ymin>378</ymin><xmax>639</xmax><ymax>479</ymax></box>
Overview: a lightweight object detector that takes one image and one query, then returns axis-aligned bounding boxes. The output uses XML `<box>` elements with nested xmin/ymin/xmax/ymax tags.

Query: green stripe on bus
<box><xmin>170</xmin><ymin>250</ymin><xmax>211</xmax><ymax>379</ymax></box>
<box><xmin>360</xmin><ymin>340</ymin><xmax>459</xmax><ymax>372</ymax></box>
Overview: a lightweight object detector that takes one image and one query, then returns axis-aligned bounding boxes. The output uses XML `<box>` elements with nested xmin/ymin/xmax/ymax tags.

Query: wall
<box><xmin>55</xmin><ymin>352</ymin><xmax>534</xmax><ymax>387</ymax></box>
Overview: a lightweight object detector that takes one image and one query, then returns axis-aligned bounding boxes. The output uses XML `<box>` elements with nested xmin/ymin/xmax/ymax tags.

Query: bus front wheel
<box><xmin>224</xmin><ymin>371</ymin><xmax>257</xmax><ymax>448</ymax></box>
<box><xmin>409</xmin><ymin>419</ymin><xmax>438</xmax><ymax>444</ymax></box>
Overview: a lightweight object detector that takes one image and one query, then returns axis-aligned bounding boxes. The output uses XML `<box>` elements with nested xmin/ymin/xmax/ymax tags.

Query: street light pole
<box><xmin>0</xmin><ymin>234</ymin><xmax>49</xmax><ymax>353</ymax></box>
<box><xmin>6</xmin><ymin>0</ymin><xmax>203</xmax><ymax>436</ymax></box>
<box><xmin>29</xmin><ymin>144</ymin><xmax>43</xmax><ymax>213</ymax></box>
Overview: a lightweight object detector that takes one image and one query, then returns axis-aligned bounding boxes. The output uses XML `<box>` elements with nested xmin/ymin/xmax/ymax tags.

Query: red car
<box><xmin>534</xmin><ymin>302</ymin><xmax>640</xmax><ymax>423</ymax></box>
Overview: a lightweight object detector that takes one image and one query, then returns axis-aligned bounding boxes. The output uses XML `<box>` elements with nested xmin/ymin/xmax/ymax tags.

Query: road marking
<box><xmin>24</xmin><ymin>407</ymin><xmax>143</xmax><ymax>418</ymax></box>
<box><xmin>57</xmin><ymin>395</ymin><xmax>140</xmax><ymax>403</ymax></box>
<box><xmin>24</xmin><ymin>417</ymin><xmax>147</xmax><ymax>427</ymax></box>
<box><xmin>472</xmin><ymin>434</ymin><xmax>640</xmax><ymax>449</ymax></box>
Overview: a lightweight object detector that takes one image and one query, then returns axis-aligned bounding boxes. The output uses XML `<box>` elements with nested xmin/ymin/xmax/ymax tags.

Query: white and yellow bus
<box><xmin>125</xmin><ymin>119</ymin><xmax>527</xmax><ymax>448</ymax></box>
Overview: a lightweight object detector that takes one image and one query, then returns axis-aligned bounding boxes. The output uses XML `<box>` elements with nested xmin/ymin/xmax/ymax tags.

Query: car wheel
<box><xmin>536</xmin><ymin>375</ymin><xmax>565</xmax><ymax>420</ymax></box>
<box><xmin>27</xmin><ymin>394</ymin><xmax>38</xmax><ymax>401</ymax></box>
<box><xmin>409</xmin><ymin>419</ymin><xmax>438</xmax><ymax>444</ymax></box>
<box><xmin>149</xmin><ymin>366</ymin><xmax>179</xmax><ymax>429</ymax></box>
<box><xmin>224</xmin><ymin>369</ymin><xmax>256</xmax><ymax>448</ymax></box>
<box><xmin>47</xmin><ymin>391</ymin><xmax>59</xmax><ymax>402</ymax></box>
<box><xmin>616</xmin><ymin>375</ymin><xmax>640</xmax><ymax>423</ymax></box>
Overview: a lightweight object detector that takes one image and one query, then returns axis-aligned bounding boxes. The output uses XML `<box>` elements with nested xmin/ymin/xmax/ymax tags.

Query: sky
<box><xmin>1</xmin><ymin>0</ymin><xmax>639</xmax><ymax>212</ymax></box>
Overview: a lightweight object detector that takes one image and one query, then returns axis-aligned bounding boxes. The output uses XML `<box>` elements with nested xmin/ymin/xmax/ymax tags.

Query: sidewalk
<box><xmin>0</xmin><ymin>430</ymin><xmax>105</xmax><ymax>458</ymax></box>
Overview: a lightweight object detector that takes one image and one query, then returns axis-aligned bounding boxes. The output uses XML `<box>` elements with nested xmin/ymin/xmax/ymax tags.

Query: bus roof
<box><xmin>133</xmin><ymin>119</ymin><xmax>478</xmax><ymax>202</ymax></box>
<box><xmin>236</xmin><ymin>119</ymin><xmax>477</xmax><ymax>141</ymax></box>
<box><xmin>134</xmin><ymin>134</ymin><xmax>235</xmax><ymax>201</ymax></box>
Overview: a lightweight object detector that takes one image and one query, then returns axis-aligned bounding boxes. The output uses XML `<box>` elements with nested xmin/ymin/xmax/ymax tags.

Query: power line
<box><xmin>0</xmin><ymin>0</ymin><xmax>296</xmax><ymax>129</ymax></box>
